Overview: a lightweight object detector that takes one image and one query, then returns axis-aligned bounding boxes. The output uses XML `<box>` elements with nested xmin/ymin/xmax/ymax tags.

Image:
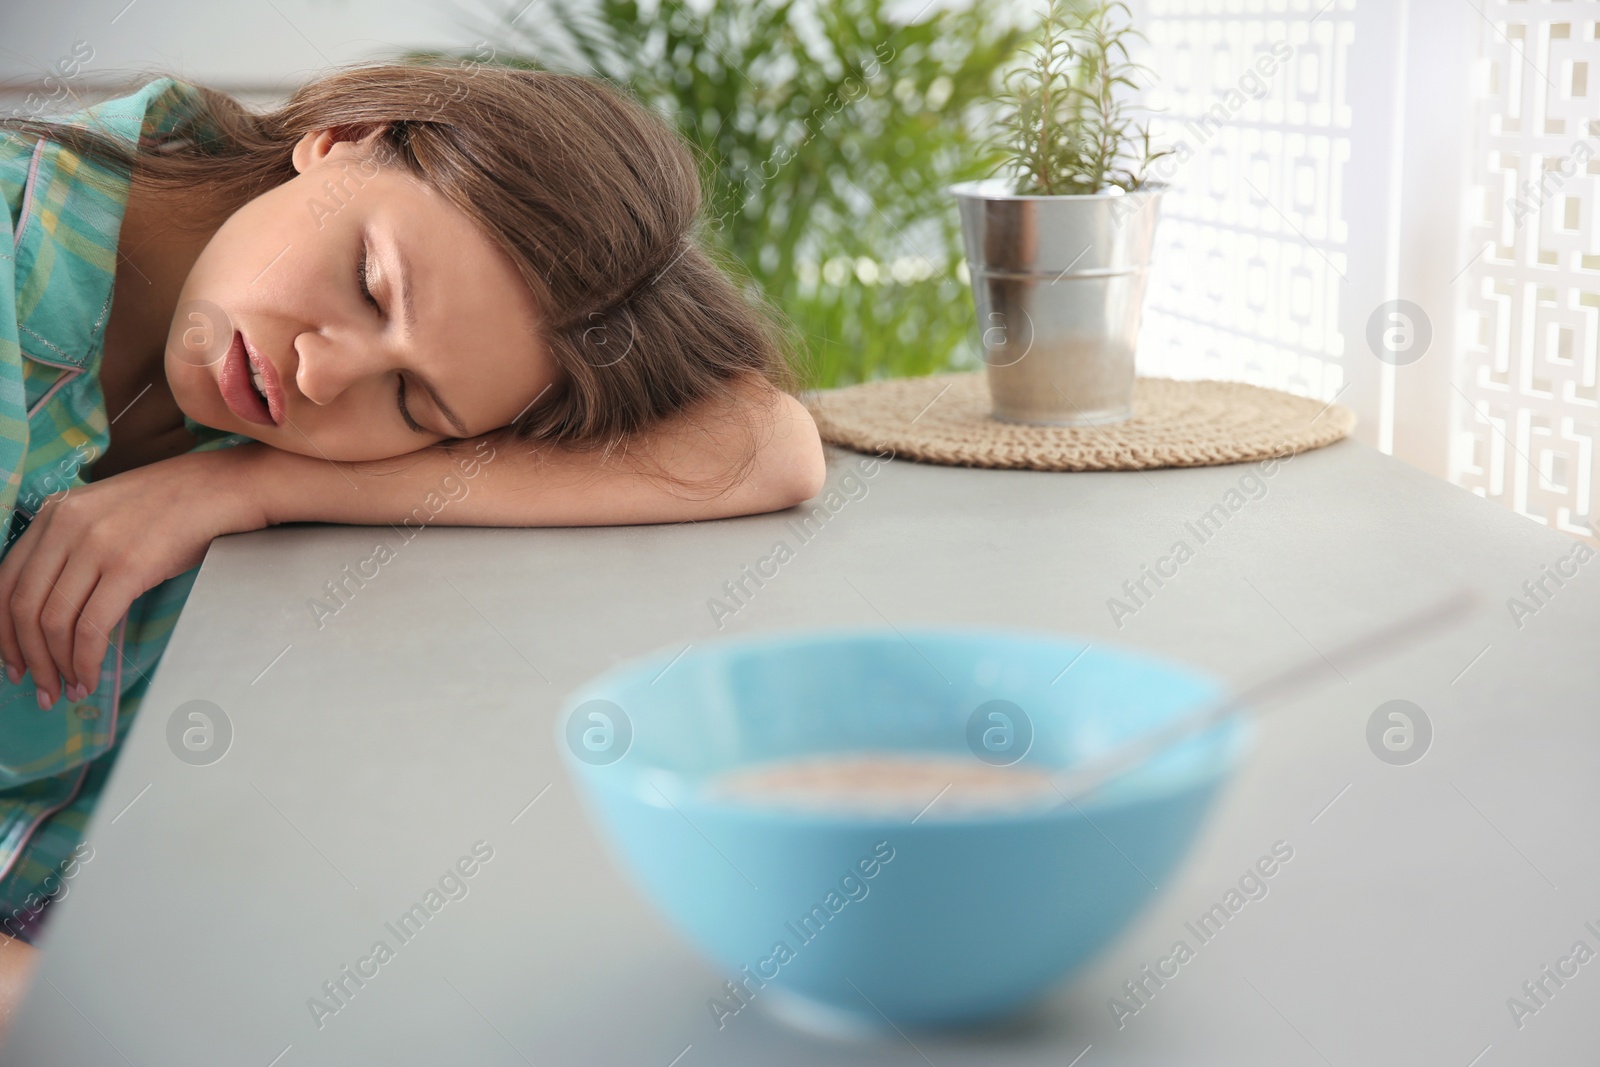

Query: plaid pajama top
<box><xmin>0</xmin><ymin>77</ymin><xmax>251</xmax><ymax>936</ymax></box>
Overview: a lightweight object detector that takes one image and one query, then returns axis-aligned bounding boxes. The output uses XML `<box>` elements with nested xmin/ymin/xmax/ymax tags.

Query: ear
<box><xmin>291</xmin><ymin>125</ymin><xmax>389</xmax><ymax>175</ymax></box>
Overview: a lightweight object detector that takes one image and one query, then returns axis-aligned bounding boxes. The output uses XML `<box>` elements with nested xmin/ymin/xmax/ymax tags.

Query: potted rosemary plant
<box><xmin>952</xmin><ymin>0</ymin><xmax>1169</xmax><ymax>425</ymax></box>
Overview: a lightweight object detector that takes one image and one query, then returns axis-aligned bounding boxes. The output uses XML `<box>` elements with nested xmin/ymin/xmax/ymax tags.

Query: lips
<box><xmin>218</xmin><ymin>330</ymin><xmax>281</xmax><ymax>427</ymax></box>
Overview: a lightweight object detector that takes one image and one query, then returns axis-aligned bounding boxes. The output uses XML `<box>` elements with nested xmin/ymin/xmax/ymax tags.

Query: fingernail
<box><xmin>66</xmin><ymin>683</ymin><xmax>87</xmax><ymax>702</ymax></box>
<box><xmin>36</xmin><ymin>687</ymin><xmax>52</xmax><ymax>710</ymax></box>
<box><xmin>6</xmin><ymin>665</ymin><xmax>20</xmax><ymax>685</ymax></box>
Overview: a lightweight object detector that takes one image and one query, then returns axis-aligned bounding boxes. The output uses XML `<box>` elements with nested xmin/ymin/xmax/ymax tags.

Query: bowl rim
<box><xmin>553</xmin><ymin>623</ymin><xmax>1251</xmax><ymax>819</ymax></box>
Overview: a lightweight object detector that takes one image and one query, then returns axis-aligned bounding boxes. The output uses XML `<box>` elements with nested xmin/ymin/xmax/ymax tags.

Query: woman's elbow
<box><xmin>772</xmin><ymin>393</ymin><xmax>827</xmax><ymax>507</ymax></box>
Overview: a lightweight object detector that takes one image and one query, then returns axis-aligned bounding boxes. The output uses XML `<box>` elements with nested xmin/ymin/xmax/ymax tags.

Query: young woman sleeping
<box><xmin>0</xmin><ymin>62</ymin><xmax>825</xmax><ymax>1004</ymax></box>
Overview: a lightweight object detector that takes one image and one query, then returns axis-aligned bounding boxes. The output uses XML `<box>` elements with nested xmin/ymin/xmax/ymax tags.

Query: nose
<box><xmin>293</xmin><ymin>330</ymin><xmax>393</xmax><ymax>407</ymax></box>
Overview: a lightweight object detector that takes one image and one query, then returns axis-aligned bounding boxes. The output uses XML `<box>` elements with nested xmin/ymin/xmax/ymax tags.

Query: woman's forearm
<box><xmin>239</xmin><ymin>383</ymin><xmax>826</xmax><ymax>528</ymax></box>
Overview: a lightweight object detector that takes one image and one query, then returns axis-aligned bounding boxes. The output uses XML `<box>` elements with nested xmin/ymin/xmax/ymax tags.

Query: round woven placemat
<box><xmin>803</xmin><ymin>372</ymin><xmax>1355</xmax><ymax>471</ymax></box>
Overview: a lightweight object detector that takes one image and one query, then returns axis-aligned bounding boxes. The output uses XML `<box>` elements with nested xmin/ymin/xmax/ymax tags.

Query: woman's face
<box><xmin>166</xmin><ymin>128</ymin><xmax>555</xmax><ymax>462</ymax></box>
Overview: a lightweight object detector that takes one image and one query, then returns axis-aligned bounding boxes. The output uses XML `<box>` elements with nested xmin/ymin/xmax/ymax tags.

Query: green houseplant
<box><xmin>414</xmin><ymin>0</ymin><xmax>1023</xmax><ymax>390</ymax></box>
<box><xmin>951</xmin><ymin>0</ymin><xmax>1170</xmax><ymax>425</ymax></box>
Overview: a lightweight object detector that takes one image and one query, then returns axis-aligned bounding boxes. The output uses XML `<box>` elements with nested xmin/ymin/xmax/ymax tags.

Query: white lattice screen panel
<box><xmin>1133</xmin><ymin>0</ymin><xmax>1356</xmax><ymax>411</ymax></box>
<box><xmin>1457</xmin><ymin>2</ymin><xmax>1599</xmax><ymax>538</ymax></box>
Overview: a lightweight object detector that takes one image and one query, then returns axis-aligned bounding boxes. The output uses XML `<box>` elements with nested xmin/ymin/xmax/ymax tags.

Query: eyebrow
<box><xmin>388</xmin><ymin>236</ymin><xmax>471</xmax><ymax>438</ymax></box>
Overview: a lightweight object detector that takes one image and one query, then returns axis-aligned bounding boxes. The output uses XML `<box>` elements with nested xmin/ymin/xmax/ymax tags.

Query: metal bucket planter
<box><xmin>951</xmin><ymin>179</ymin><xmax>1165</xmax><ymax>426</ymax></box>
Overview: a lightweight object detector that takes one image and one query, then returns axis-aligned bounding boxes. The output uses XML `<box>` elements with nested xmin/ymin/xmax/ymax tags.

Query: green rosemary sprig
<box><xmin>991</xmin><ymin>0</ymin><xmax>1171</xmax><ymax>196</ymax></box>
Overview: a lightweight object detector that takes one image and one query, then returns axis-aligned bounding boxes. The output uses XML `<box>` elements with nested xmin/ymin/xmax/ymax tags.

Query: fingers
<box><xmin>72</xmin><ymin>577</ymin><xmax>132</xmax><ymax>699</ymax></box>
<box><xmin>39</xmin><ymin>561</ymin><xmax>102</xmax><ymax>699</ymax></box>
<box><xmin>7</xmin><ymin>536</ymin><xmax>71</xmax><ymax>708</ymax></box>
<box><xmin>0</xmin><ymin>518</ymin><xmax>39</xmax><ymax>686</ymax></box>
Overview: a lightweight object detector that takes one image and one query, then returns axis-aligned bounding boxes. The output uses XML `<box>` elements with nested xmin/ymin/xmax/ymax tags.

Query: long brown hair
<box><xmin>2</xmin><ymin>62</ymin><xmax>803</xmax><ymax>490</ymax></box>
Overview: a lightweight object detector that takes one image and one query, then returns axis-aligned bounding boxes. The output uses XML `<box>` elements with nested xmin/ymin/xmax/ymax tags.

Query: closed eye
<box><xmin>397</xmin><ymin>374</ymin><xmax>429</xmax><ymax>435</ymax></box>
<box><xmin>362</xmin><ymin>238</ymin><xmax>444</xmax><ymax>437</ymax></box>
<box><xmin>357</xmin><ymin>243</ymin><xmax>380</xmax><ymax>312</ymax></box>
<box><xmin>362</xmin><ymin>242</ymin><xmax>429</xmax><ymax>435</ymax></box>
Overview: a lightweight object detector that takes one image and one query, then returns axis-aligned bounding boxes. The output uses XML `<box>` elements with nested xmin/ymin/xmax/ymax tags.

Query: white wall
<box><xmin>1</xmin><ymin>0</ymin><xmax>493</xmax><ymax>110</ymax></box>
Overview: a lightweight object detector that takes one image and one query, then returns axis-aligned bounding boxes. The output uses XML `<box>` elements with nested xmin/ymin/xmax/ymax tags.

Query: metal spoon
<box><xmin>1050</xmin><ymin>588</ymin><xmax>1482</xmax><ymax>804</ymax></box>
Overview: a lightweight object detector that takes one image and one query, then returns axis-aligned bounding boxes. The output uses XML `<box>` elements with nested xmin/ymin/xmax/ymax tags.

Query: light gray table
<box><xmin>7</xmin><ymin>438</ymin><xmax>1598</xmax><ymax>1065</ymax></box>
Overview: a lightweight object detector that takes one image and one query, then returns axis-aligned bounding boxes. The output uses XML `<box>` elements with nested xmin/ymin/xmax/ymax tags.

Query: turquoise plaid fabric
<box><xmin>0</xmin><ymin>78</ymin><xmax>251</xmax><ymax>939</ymax></box>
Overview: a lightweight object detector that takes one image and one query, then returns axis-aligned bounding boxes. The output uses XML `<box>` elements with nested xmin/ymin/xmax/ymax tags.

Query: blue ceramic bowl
<box><xmin>556</xmin><ymin>626</ymin><xmax>1251</xmax><ymax>1031</ymax></box>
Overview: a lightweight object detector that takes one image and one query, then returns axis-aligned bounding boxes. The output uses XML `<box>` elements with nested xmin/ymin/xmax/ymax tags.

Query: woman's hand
<box><xmin>0</xmin><ymin>445</ymin><xmax>270</xmax><ymax>708</ymax></box>
<box><xmin>0</xmin><ymin>381</ymin><xmax>824</xmax><ymax>708</ymax></box>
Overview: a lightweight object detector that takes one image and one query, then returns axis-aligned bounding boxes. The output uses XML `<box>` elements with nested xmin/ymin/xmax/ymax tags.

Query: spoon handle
<box><xmin>1050</xmin><ymin>589</ymin><xmax>1480</xmax><ymax>805</ymax></box>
